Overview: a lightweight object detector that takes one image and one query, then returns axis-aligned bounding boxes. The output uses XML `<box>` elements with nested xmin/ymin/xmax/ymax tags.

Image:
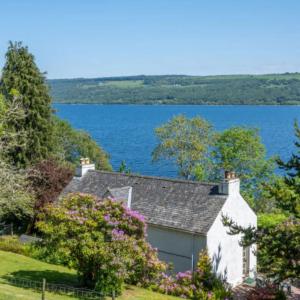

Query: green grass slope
<box><xmin>0</xmin><ymin>250</ymin><xmax>178</xmax><ymax>300</ymax></box>
<box><xmin>48</xmin><ymin>73</ymin><xmax>300</xmax><ymax>105</ymax></box>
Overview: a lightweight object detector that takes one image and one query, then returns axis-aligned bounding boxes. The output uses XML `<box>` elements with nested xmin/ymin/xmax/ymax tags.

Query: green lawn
<box><xmin>0</xmin><ymin>250</ymin><xmax>178</xmax><ymax>300</ymax></box>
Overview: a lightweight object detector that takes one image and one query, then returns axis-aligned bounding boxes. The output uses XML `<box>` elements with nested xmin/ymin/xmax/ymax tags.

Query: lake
<box><xmin>54</xmin><ymin>104</ymin><xmax>300</xmax><ymax>178</ymax></box>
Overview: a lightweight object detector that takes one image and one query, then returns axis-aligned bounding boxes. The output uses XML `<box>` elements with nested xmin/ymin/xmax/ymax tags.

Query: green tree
<box><xmin>0</xmin><ymin>41</ymin><xmax>53</xmax><ymax>167</ymax></box>
<box><xmin>0</xmin><ymin>93</ymin><xmax>33</xmax><ymax>228</ymax></box>
<box><xmin>118</xmin><ymin>160</ymin><xmax>131</xmax><ymax>174</ymax></box>
<box><xmin>0</xmin><ymin>161</ymin><xmax>33</xmax><ymax>227</ymax></box>
<box><xmin>213</xmin><ymin>127</ymin><xmax>274</xmax><ymax>208</ymax></box>
<box><xmin>0</xmin><ymin>91</ymin><xmax>27</xmax><ymax>162</ymax></box>
<box><xmin>152</xmin><ymin>117</ymin><xmax>273</xmax><ymax>208</ymax></box>
<box><xmin>52</xmin><ymin>117</ymin><xmax>112</xmax><ymax>170</ymax></box>
<box><xmin>152</xmin><ymin>115</ymin><xmax>213</xmax><ymax>179</ymax></box>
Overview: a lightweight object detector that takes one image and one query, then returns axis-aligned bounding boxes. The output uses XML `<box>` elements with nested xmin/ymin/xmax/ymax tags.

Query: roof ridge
<box><xmin>88</xmin><ymin>170</ymin><xmax>218</xmax><ymax>186</ymax></box>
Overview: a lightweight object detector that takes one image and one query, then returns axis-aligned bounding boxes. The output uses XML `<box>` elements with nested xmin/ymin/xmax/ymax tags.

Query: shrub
<box><xmin>37</xmin><ymin>193</ymin><xmax>166</xmax><ymax>294</ymax></box>
<box><xmin>152</xmin><ymin>250</ymin><xmax>232</xmax><ymax>299</ymax></box>
<box><xmin>28</xmin><ymin>242</ymin><xmax>70</xmax><ymax>265</ymax></box>
<box><xmin>0</xmin><ymin>235</ymin><xmax>27</xmax><ymax>255</ymax></box>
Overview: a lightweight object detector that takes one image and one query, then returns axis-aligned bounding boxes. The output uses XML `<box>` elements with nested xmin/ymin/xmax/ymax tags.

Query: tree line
<box><xmin>49</xmin><ymin>73</ymin><xmax>300</xmax><ymax>105</ymax></box>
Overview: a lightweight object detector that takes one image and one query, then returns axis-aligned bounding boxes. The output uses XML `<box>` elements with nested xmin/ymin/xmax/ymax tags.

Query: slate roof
<box><xmin>104</xmin><ymin>186</ymin><xmax>131</xmax><ymax>202</ymax></box>
<box><xmin>62</xmin><ymin>170</ymin><xmax>227</xmax><ymax>235</ymax></box>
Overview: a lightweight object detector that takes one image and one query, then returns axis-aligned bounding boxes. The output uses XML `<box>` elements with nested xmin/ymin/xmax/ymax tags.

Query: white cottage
<box><xmin>63</xmin><ymin>160</ymin><xmax>257</xmax><ymax>286</ymax></box>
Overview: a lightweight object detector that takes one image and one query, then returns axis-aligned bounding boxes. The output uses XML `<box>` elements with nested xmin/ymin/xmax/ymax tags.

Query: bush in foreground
<box><xmin>37</xmin><ymin>193</ymin><xmax>166</xmax><ymax>294</ymax></box>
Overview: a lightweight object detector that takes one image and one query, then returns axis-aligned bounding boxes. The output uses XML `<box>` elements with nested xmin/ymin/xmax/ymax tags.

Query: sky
<box><xmin>1</xmin><ymin>0</ymin><xmax>300</xmax><ymax>79</ymax></box>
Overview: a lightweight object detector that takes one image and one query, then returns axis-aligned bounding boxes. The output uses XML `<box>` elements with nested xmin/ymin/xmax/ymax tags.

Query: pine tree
<box><xmin>0</xmin><ymin>41</ymin><xmax>53</xmax><ymax>167</ymax></box>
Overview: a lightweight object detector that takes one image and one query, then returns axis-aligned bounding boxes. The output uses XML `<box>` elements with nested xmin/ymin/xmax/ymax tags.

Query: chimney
<box><xmin>75</xmin><ymin>157</ymin><xmax>95</xmax><ymax>177</ymax></box>
<box><xmin>218</xmin><ymin>171</ymin><xmax>240</xmax><ymax>196</ymax></box>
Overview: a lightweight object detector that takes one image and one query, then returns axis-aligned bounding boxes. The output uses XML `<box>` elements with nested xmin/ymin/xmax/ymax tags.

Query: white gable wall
<box><xmin>207</xmin><ymin>192</ymin><xmax>257</xmax><ymax>286</ymax></box>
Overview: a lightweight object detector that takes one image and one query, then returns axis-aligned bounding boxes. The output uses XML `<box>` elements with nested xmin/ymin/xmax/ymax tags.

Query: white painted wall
<box><xmin>146</xmin><ymin>178</ymin><xmax>256</xmax><ymax>285</ymax></box>
<box><xmin>207</xmin><ymin>181</ymin><xmax>257</xmax><ymax>286</ymax></box>
<box><xmin>147</xmin><ymin>225</ymin><xmax>206</xmax><ymax>273</ymax></box>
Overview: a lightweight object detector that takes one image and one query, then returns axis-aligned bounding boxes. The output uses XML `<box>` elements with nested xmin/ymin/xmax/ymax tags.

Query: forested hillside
<box><xmin>48</xmin><ymin>73</ymin><xmax>300</xmax><ymax>104</ymax></box>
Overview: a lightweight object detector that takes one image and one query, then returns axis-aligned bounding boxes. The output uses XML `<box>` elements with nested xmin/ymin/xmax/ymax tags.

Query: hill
<box><xmin>48</xmin><ymin>73</ymin><xmax>300</xmax><ymax>105</ymax></box>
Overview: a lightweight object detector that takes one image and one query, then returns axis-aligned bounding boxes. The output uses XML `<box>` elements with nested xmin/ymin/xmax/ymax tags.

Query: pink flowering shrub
<box><xmin>152</xmin><ymin>250</ymin><xmax>232</xmax><ymax>300</ymax></box>
<box><xmin>37</xmin><ymin>193</ymin><xmax>166</xmax><ymax>294</ymax></box>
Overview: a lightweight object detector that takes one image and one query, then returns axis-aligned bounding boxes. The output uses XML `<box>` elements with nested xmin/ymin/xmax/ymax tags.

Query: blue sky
<box><xmin>1</xmin><ymin>0</ymin><xmax>300</xmax><ymax>79</ymax></box>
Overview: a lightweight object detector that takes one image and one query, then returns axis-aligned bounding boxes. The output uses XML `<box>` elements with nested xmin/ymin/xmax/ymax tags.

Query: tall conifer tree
<box><xmin>0</xmin><ymin>41</ymin><xmax>53</xmax><ymax>167</ymax></box>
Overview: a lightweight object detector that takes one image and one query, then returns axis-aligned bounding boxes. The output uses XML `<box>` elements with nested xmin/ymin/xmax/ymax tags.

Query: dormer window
<box><xmin>103</xmin><ymin>186</ymin><xmax>132</xmax><ymax>208</ymax></box>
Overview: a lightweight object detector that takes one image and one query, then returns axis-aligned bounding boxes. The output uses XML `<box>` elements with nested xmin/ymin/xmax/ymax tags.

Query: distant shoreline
<box><xmin>48</xmin><ymin>73</ymin><xmax>300</xmax><ymax>106</ymax></box>
<box><xmin>53</xmin><ymin>102</ymin><xmax>300</xmax><ymax>106</ymax></box>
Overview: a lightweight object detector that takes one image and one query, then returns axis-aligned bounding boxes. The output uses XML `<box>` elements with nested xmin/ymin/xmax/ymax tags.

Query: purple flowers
<box><xmin>112</xmin><ymin>229</ymin><xmax>124</xmax><ymax>236</ymax></box>
<box><xmin>176</xmin><ymin>271</ymin><xmax>192</xmax><ymax>280</ymax></box>
<box><xmin>104</xmin><ymin>215</ymin><xmax>110</xmax><ymax>221</ymax></box>
<box><xmin>111</xmin><ymin>228</ymin><xmax>126</xmax><ymax>241</ymax></box>
<box><xmin>125</xmin><ymin>208</ymin><xmax>145</xmax><ymax>223</ymax></box>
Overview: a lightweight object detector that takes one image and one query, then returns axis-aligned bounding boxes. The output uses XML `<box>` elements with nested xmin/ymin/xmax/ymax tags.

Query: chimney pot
<box><xmin>225</xmin><ymin>170</ymin><xmax>230</xmax><ymax>179</ymax></box>
<box><xmin>225</xmin><ymin>171</ymin><xmax>236</xmax><ymax>180</ymax></box>
<box><xmin>219</xmin><ymin>171</ymin><xmax>240</xmax><ymax>195</ymax></box>
<box><xmin>76</xmin><ymin>158</ymin><xmax>95</xmax><ymax>177</ymax></box>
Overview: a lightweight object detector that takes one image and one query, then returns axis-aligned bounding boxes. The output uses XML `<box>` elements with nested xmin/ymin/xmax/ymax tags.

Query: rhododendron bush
<box><xmin>37</xmin><ymin>193</ymin><xmax>166</xmax><ymax>294</ymax></box>
<box><xmin>153</xmin><ymin>250</ymin><xmax>232</xmax><ymax>300</ymax></box>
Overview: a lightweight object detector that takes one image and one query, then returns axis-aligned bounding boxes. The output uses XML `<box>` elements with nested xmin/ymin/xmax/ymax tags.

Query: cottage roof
<box><xmin>62</xmin><ymin>170</ymin><xmax>227</xmax><ymax>235</ymax></box>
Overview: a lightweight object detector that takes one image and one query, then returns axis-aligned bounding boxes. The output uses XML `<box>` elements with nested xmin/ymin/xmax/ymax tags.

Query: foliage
<box><xmin>258</xmin><ymin>213</ymin><xmax>288</xmax><ymax>228</ymax></box>
<box><xmin>152</xmin><ymin>116</ymin><xmax>273</xmax><ymax>209</ymax></box>
<box><xmin>49</xmin><ymin>73</ymin><xmax>300</xmax><ymax>105</ymax></box>
<box><xmin>258</xmin><ymin>219</ymin><xmax>300</xmax><ymax>280</ymax></box>
<box><xmin>0</xmin><ymin>92</ymin><xmax>33</xmax><ymax>228</ymax></box>
<box><xmin>52</xmin><ymin>116</ymin><xmax>112</xmax><ymax>170</ymax></box>
<box><xmin>193</xmin><ymin>250</ymin><xmax>215</xmax><ymax>292</ymax></box>
<box><xmin>0</xmin><ymin>42</ymin><xmax>111</xmax><ymax>172</ymax></box>
<box><xmin>28</xmin><ymin>158</ymin><xmax>73</xmax><ymax>212</ymax></box>
<box><xmin>118</xmin><ymin>160</ymin><xmax>131</xmax><ymax>174</ymax></box>
<box><xmin>0</xmin><ymin>235</ymin><xmax>27</xmax><ymax>255</ymax></box>
<box><xmin>213</xmin><ymin>127</ymin><xmax>274</xmax><ymax>208</ymax></box>
<box><xmin>0</xmin><ymin>161</ymin><xmax>34</xmax><ymax>227</ymax></box>
<box><xmin>0</xmin><ymin>92</ymin><xmax>27</xmax><ymax>163</ymax></box>
<box><xmin>153</xmin><ymin>250</ymin><xmax>232</xmax><ymax>299</ymax></box>
<box><xmin>0</xmin><ymin>41</ymin><xmax>54</xmax><ymax>167</ymax></box>
<box><xmin>26</xmin><ymin>158</ymin><xmax>73</xmax><ymax>232</ymax></box>
<box><xmin>152</xmin><ymin>115</ymin><xmax>213</xmax><ymax>179</ymax></box>
<box><xmin>37</xmin><ymin>193</ymin><xmax>166</xmax><ymax>294</ymax></box>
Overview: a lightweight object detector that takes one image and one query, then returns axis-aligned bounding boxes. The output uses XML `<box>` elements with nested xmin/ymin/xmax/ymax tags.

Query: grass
<box><xmin>0</xmin><ymin>250</ymin><xmax>178</xmax><ymax>300</ymax></box>
<box><xmin>0</xmin><ymin>283</ymin><xmax>75</xmax><ymax>300</ymax></box>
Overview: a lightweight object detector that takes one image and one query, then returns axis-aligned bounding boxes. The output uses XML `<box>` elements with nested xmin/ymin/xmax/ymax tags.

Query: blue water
<box><xmin>54</xmin><ymin>105</ymin><xmax>300</xmax><ymax>177</ymax></box>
